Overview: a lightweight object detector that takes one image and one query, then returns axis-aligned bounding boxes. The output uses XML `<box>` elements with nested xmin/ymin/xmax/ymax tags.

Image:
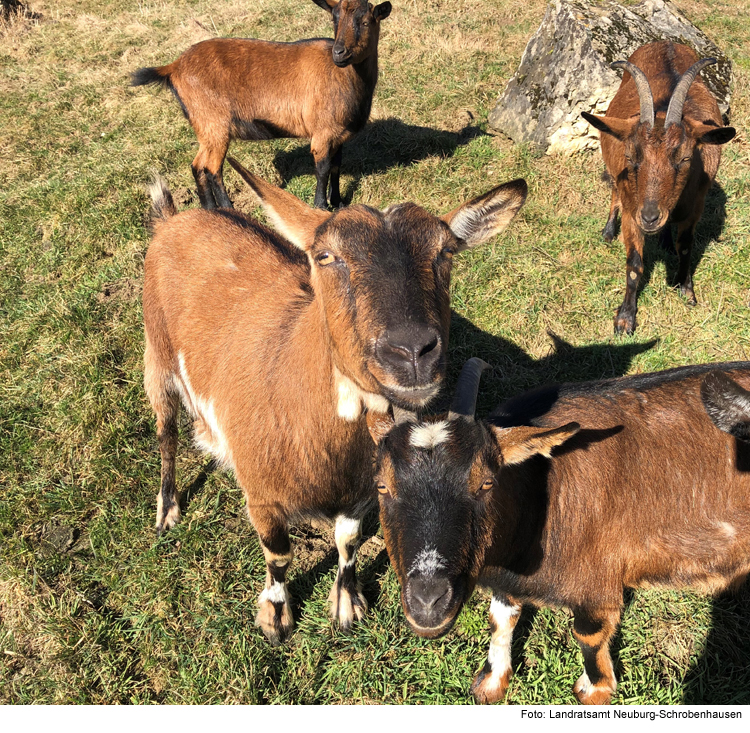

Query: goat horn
<box><xmin>447</xmin><ymin>358</ymin><xmax>491</xmax><ymax>421</ymax></box>
<box><xmin>611</xmin><ymin>61</ymin><xmax>654</xmax><ymax>127</ymax></box>
<box><xmin>665</xmin><ymin>58</ymin><xmax>717</xmax><ymax>128</ymax></box>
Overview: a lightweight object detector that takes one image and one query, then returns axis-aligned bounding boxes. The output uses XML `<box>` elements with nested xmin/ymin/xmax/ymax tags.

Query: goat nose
<box><xmin>332</xmin><ymin>44</ymin><xmax>347</xmax><ymax>60</ymax></box>
<box><xmin>376</xmin><ymin>324</ymin><xmax>442</xmax><ymax>382</ymax></box>
<box><xmin>641</xmin><ymin>202</ymin><xmax>660</xmax><ymax>229</ymax></box>
<box><xmin>408</xmin><ymin>575</ymin><xmax>453</xmax><ymax>625</ymax></box>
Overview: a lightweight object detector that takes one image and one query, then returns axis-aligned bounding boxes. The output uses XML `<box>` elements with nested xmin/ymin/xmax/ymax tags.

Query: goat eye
<box><xmin>440</xmin><ymin>247</ymin><xmax>455</xmax><ymax>259</ymax></box>
<box><xmin>376</xmin><ymin>483</ymin><xmax>388</xmax><ymax>495</ymax></box>
<box><xmin>479</xmin><ymin>479</ymin><xmax>493</xmax><ymax>492</ymax></box>
<box><xmin>316</xmin><ymin>252</ymin><xmax>337</xmax><ymax>266</ymax></box>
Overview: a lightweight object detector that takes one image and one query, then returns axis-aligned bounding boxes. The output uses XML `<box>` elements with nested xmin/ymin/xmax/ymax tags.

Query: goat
<box><xmin>368</xmin><ymin>357</ymin><xmax>750</xmax><ymax>703</ymax></box>
<box><xmin>582</xmin><ymin>41</ymin><xmax>735</xmax><ymax>335</ymax></box>
<box><xmin>131</xmin><ymin>0</ymin><xmax>392</xmax><ymax>211</ymax></box>
<box><xmin>143</xmin><ymin>158</ymin><xmax>527</xmax><ymax>645</ymax></box>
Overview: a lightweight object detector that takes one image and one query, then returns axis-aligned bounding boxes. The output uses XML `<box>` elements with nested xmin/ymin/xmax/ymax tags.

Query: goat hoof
<box><xmin>680</xmin><ymin>286</ymin><xmax>697</xmax><ymax>306</ymax></box>
<box><xmin>329</xmin><ymin>582</ymin><xmax>368</xmax><ymax>631</ymax></box>
<box><xmin>573</xmin><ymin>673</ymin><xmax>615</xmax><ymax>705</ymax></box>
<box><xmin>155</xmin><ymin>503</ymin><xmax>181</xmax><ymax>536</ymax></box>
<box><xmin>613</xmin><ymin>314</ymin><xmax>636</xmax><ymax>336</ymax></box>
<box><xmin>470</xmin><ymin>665</ymin><xmax>511</xmax><ymax>704</ymax></box>
<box><xmin>255</xmin><ymin>597</ymin><xmax>294</xmax><ymax>645</ymax></box>
<box><xmin>602</xmin><ymin>223</ymin><xmax>616</xmax><ymax>243</ymax></box>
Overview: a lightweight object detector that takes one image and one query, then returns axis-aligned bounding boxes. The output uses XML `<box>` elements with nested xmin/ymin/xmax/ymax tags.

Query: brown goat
<box><xmin>131</xmin><ymin>0</ymin><xmax>391</xmax><ymax>210</ymax></box>
<box><xmin>582</xmin><ymin>41</ymin><xmax>735</xmax><ymax>335</ymax></box>
<box><xmin>143</xmin><ymin>160</ymin><xmax>527</xmax><ymax>644</ymax></box>
<box><xmin>369</xmin><ymin>358</ymin><xmax>750</xmax><ymax>703</ymax></box>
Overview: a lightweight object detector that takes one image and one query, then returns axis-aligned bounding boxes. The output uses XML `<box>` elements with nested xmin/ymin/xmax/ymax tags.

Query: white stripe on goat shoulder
<box><xmin>409</xmin><ymin>547</ymin><xmax>448</xmax><ymax>577</ymax></box>
<box><xmin>177</xmin><ymin>352</ymin><xmax>235</xmax><ymax>470</ymax></box>
<box><xmin>410</xmin><ymin>421</ymin><xmax>450</xmax><ymax>449</ymax></box>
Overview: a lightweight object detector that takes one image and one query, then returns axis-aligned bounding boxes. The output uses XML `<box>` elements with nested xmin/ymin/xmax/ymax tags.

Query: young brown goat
<box><xmin>582</xmin><ymin>41</ymin><xmax>735</xmax><ymax>335</ymax></box>
<box><xmin>131</xmin><ymin>0</ymin><xmax>391</xmax><ymax>210</ymax></box>
<box><xmin>143</xmin><ymin>159</ymin><xmax>527</xmax><ymax>645</ymax></box>
<box><xmin>369</xmin><ymin>358</ymin><xmax>750</xmax><ymax>704</ymax></box>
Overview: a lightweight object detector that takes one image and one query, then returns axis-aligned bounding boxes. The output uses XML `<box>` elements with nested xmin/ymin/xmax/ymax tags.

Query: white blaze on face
<box><xmin>409</xmin><ymin>420</ymin><xmax>450</xmax><ymax>450</ymax></box>
<box><xmin>409</xmin><ymin>547</ymin><xmax>448</xmax><ymax>577</ymax></box>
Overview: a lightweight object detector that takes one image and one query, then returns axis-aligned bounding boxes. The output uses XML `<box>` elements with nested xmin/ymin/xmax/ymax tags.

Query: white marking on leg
<box><xmin>409</xmin><ymin>547</ymin><xmax>448</xmax><ymax>577</ymax></box>
<box><xmin>486</xmin><ymin>597</ymin><xmax>520</xmax><ymax>678</ymax></box>
<box><xmin>409</xmin><ymin>421</ymin><xmax>450</xmax><ymax>449</ymax></box>
<box><xmin>259</xmin><ymin>580</ymin><xmax>288</xmax><ymax>606</ymax></box>
<box><xmin>330</xmin><ymin>515</ymin><xmax>367</xmax><ymax>625</ymax></box>
<box><xmin>334</xmin><ymin>515</ymin><xmax>361</xmax><ymax>566</ymax></box>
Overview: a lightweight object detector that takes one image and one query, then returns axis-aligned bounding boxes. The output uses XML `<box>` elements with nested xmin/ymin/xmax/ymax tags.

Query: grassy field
<box><xmin>1</xmin><ymin>0</ymin><xmax>750</xmax><ymax>705</ymax></box>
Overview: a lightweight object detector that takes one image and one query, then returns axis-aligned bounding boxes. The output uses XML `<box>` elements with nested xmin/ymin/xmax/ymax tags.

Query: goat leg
<box><xmin>253</xmin><ymin>515</ymin><xmax>295</xmax><ymax>645</ymax></box>
<box><xmin>470</xmin><ymin>595</ymin><xmax>521</xmax><ymax>704</ymax></box>
<box><xmin>144</xmin><ymin>339</ymin><xmax>181</xmax><ymax>536</ymax></box>
<box><xmin>602</xmin><ymin>187</ymin><xmax>620</xmax><ymax>243</ymax></box>
<box><xmin>328</xmin><ymin>146</ymin><xmax>343</xmax><ymax>209</ymax></box>
<box><xmin>614</xmin><ymin>215</ymin><xmax>644</xmax><ymax>335</ymax></box>
<box><xmin>207</xmin><ymin>167</ymin><xmax>234</xmax><ymax>210</ymax></box>
<box><xmin>328</xmin><ymin>514</ymin><xmax>368</xmax><ymax>630</ymax></box>
<box><xmin>572</xmin><ymin>607</ymin><xmax>620</xmax><ymax>705</ymax></box>
<box><xmin>674</xmin><ymin>220</ymin><xmax>697</xmax><ymax>305</ymax></box>
<box><xmin>312</xmin><ymin>138</ymin><xmax>336</xmax><ymax>210</ymax></box>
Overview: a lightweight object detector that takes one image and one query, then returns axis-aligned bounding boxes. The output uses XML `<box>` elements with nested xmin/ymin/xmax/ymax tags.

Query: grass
<box><xmin>1</xmin><ymin>0</ymin><xmax>750</xmax><ymax>705</ymax></box>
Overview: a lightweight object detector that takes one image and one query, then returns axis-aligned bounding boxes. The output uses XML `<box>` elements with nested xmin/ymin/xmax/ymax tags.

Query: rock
<box><xmin>488</xmin><ymin>0</ymin><xmax>732</xmax><ymax>155</ymax></box>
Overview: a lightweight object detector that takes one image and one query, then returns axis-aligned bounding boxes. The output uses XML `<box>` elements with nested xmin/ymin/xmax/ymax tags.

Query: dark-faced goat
<box><xmin>582</xmin><ymin>41</ymin><xmax>735</xmax><ymax>335</ymax></box>
<box><xmin>131</xmin><ymin>0</ymin><xmax>391</xmax><ymax>210</ymax></box>
<box><xmin>143</xmin><ymin>159</ymin><xmax>527</xmax><ymax>644</ymax></box>
<box><xmin>368</xmin><ymin>357</ymin><xmax>750</xmax><ymax>703</ymax></box>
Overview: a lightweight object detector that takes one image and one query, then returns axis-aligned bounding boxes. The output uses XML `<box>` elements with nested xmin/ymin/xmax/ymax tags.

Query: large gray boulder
<box><xmin>488</xmin><ymin>0</ymin><xmax>732</xmax><ymax>155</ymax></box>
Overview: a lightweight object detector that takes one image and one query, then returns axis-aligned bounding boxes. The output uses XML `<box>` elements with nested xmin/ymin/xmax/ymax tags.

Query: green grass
<box><xmin>2</xmin><ymin>0</ymin><xmax>750</xmax><ymax>705</ymax></box>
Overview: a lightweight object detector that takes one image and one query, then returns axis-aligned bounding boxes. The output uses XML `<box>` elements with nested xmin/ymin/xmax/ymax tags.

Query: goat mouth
<box><xmin>333</xmin><ymin>55</ymin><xmax>353</xmax><ymax>68</ymax></box>
<box><xmin>380</xmin><ymin>382</ymin><xmax>442</xmax><ymax>409</ymax></box>
<box><xmin>403</xmin><ymin>604</ymin><xmax>462</xmax><ymax>639</ymax></box>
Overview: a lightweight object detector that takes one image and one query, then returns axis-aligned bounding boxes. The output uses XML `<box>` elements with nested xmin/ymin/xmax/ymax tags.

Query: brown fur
<box><xmin>582</xmin><ymin>41</ymin><xmax>735</xmax><ymax>334</ymax></box>
<box><xmin>142</xmin><ymin>162</ymin><xmax>527</xmax><ymax>644</ymax></box>
<box><xmin>374</xmin><ymin>361</ymin><xmax>750</xmax><ymax>702</ymax></box>
<box><xmin>132</xmin><ymin>0</ymin><xmax>392</xmax><ymax>210</ymax></box>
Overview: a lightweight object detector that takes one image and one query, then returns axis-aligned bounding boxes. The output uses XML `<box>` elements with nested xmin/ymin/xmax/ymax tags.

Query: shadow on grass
<box><xmin>180</xmin><ymin>458</ymin><xmax>217</xmax><ymax>512</ymax></box>
<box><xmin>445</xmin><ymin>312</ymin><xmax>658</xmax><ymax>417</ymax></box>
<box><xmin>682</xmin><ymin>582</ymin><xmax>750</xmax><ymax>704</ymax></box>
<box><xmin>272</xmin><ymin>117</ymin><xmax>487</xmax><ymax>206</ymax></box>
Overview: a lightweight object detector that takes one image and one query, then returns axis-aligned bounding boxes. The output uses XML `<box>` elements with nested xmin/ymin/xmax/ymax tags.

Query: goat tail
<box><xmin>148</xmin><ymin>175</ymin><xmax>177</xmax><ymax>230</ymax></box>
<box><xmin>130</xmin><ymin>65</ymin><xmax>172</xmax><ymax>88</ymax></box>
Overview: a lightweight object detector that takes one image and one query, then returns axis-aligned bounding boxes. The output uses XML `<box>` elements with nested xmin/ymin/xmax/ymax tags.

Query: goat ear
<box><xmin>684</xmin><ymin>119</ymin><xmax>736</xmax><ymax>146</ymax></box>
<box><xmin>373</xmin><ymin>2</ymin><xmax>392</xmax><ymax>20</ymax></box>
<box><xmin>491</xmin><ymin>422</ymin><xmax>580</xmax><ymax>466</ymax></box>
<box><xmin>227</xmin><ymin>157</ymin><xmax>330</xmax><ymax>251</ymax></box>
<box><xmin>366</xmin><ymin>410</ymin><xmax>395</xmax><ymax>444</ymax></box>
<box><xmin>442</xmin><ymin>178</ymin><xmax>528</xmax><ymax>251</ymax></box>
<box><xmin>581</xmin><ymin>112</ymin><xmax>637</xmax><ymax>141</ymax></box>
<box><xmin>312</xmin><ymin>0</ymin><xmax>337</xmax><ymax>13</ymax></box>
<box><xmin>701</xmin><ymin>371</ymin><xmax>750</xmax><ymax>441</ymax></box>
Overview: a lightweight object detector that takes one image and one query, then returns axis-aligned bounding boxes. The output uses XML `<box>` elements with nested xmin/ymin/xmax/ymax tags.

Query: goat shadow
<box><xmin>272</xmin><ymin>117</ymin><xmax>486</xmax><ymax>206</ymax></box>
<box><xmin>607</xmin><ymin>182</ymin><xmax>727</xmax><ymax>301</ymax></box>
<box><xmin>681</xmin><ymin>581</ymin><xmax>750</xmax><ymax>703</ymax></box>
